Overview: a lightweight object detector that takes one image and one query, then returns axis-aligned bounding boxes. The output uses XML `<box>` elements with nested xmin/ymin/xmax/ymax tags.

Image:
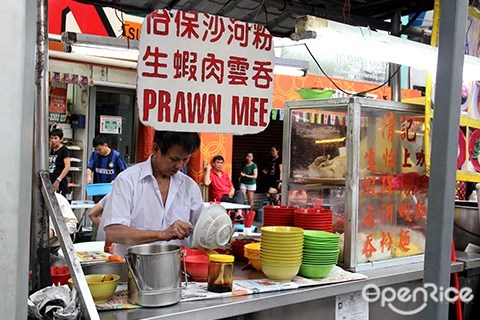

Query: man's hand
<box><xmin>85</xmin><ymin>177</ymin><xmax>93</xmax><ymax>184</ymax></box>
<box><xmin>162</xmin><ymin>220</ymin><xmax>194</xmax><ymax>241</ymax></box>
<box><xmin>204</xmin><ymin>163</ymin><xmax>212</xmax><ymax>172</ymax></box>
<box><xmin>228</xmin><ymin>189</ymin><xmax>235</xmax><ymax>198</ymax></box>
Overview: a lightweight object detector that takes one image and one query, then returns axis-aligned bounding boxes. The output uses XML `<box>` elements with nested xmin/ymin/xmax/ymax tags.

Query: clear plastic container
<box><xmin>207</xmin><ymin>254</ymin><xmax>235</xmax><ymax>293</ymax></box>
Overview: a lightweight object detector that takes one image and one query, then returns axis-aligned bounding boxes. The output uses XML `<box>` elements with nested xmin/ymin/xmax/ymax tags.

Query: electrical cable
<box><xmin>251</xmin><ymin>0</ymin><xmax>266</xmax><ymax>23</ymax></box>
<box><xmin>302</xmin><ymin>42</ymin><xmax>401</xmax><ymax>97</ymax></box>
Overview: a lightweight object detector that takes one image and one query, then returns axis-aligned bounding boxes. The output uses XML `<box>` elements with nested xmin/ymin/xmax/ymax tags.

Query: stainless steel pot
<box><xmin>454</xmin><ymin>201</ymin><xmax>480</xmax><ymax>250</ymax></box>
<box><xmin>125</xmin><ymin>244</ymin><xmax>184</xmax><ymax>307</ymax></box>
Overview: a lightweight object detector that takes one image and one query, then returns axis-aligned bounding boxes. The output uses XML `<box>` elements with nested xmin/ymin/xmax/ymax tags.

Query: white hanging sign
<box><xmin>137</xmin><ymin>9</ymin><xmax>275</xmax><ymax>134</ymax></box>
<box><xmin>100</xmin><ymin>115</ymin><xmax>122</xmax><ymax>134</ymax></box>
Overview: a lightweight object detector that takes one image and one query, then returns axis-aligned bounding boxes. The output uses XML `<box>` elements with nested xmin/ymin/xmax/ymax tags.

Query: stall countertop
<box><xmin>455</xmin><ymin>250</ymin><xmax>480</xmax><ymax>270</ymax></box>
<box><xmin>98</xmin><ymin>261</ymin><xmax>463</xmax><ymax>320</ymax></box>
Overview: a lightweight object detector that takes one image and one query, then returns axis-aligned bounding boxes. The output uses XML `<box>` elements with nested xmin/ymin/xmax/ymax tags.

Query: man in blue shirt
<box><xmin>86</xmin><ymin>135</ymin><xmax>127</xmax><ymax>184</ymax></box>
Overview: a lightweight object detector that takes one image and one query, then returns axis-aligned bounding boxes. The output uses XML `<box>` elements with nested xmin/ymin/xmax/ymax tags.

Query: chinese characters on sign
<box><xmin>137</xmin><ymin>9</ymin><xmax>275</xmax><ymax>134</ymax></box>
<box><xmin>49</xmin><ymin>85</ymin><xmax>67</xmax><ymax>123</ymax></box>
<box><xmin>361</xmin><ymin>113</ymin><xmax>427</xmax><ymax>260</ymax></box>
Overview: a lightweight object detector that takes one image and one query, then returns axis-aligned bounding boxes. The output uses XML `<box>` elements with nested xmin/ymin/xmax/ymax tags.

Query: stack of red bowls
<box><xmin>263</xmin><ymin>205</ymin><xmax>298</xmax><ymax>227</ymax></box>
<box><xmin>294</xmin><ymin>208</ymin><xmax>333</xmax><ymax>232</ymax></box>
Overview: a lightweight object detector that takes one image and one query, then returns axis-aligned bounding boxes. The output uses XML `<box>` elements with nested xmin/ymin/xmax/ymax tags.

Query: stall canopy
<box><xmin>74</xmin><ymin>0</ymin><xmax>434</xmax><ymax>39</ymax></box>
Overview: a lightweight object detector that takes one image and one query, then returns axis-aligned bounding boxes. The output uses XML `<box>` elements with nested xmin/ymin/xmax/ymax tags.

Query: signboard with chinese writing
<box><xmin>100</xmin><ymin>115</ymin><xmax>122</xmax><ymax>134</ymax></box>
<box><xmin>49</xmin><ymin>84</ymin><xmax>67</xmax><ymax>123</ymax></box>
<box><xmin>137</xmin><ymin>9</ymin><xmax>275</xmax><ymax>134</ymax></box>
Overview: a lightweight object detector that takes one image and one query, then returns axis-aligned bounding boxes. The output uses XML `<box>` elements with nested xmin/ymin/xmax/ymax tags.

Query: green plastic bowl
<box><xmin>299</xmin><ymin>263</ymin><xmax>334</xmax><ymax>279</ymax></box>
<box><xmin>297</xmin><ymin>89</ymin><xmax>335</xmax><ymax>100</ymax></box>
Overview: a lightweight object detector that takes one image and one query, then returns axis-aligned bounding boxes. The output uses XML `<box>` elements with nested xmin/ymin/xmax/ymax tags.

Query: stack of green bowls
<box><xmin>260</xmin><ymin>226</ymin><xmax>304</xmax><ymax>282</ymax></box>
<box><xmin>299</xmin><ymin>230</ymin><xmax>340</xmax><ymax>279</ymax></box>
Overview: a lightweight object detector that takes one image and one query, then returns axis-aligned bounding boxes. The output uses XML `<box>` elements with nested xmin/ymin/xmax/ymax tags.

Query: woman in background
<box><xmin>240</xmin><ymin>152</ymin><xmax>258</xmax><ymax>210</ymax></box>
<box><xmin>263</xmin><ymin>146</ymin><xmax>282</xmax><ymax>192</ymax></box>
<box><xmin>263</xmin><ymin>146</ymin><xmax>282</xmax><ymax>205</ymax></box>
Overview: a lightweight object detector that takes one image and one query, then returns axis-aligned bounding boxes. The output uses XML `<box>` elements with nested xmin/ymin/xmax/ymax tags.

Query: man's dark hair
<box><xmin>50</xmin><ymin>128</ymin><xmax>64</xmax><ymax>139</ymax></box>
<box><xmin>154</xmin><ymin>131</ymin><xmax>200</xmax><ymax>155</ymax></box>
<box><xmin>92</xmin><ymin>135</ymin><xmax>107</xmax><ymax>147</ymax></box>
<box><xmin>213</xmin><ymin>155</ymin><xmax>224</xmax><ymax>162</ymax></box>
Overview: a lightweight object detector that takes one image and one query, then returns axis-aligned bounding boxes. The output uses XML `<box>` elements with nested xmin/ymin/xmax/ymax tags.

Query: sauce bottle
<box><xmin>207</xmin><ymin>254</ymin><xmax>235</xmax><ymax>293</ymax></box>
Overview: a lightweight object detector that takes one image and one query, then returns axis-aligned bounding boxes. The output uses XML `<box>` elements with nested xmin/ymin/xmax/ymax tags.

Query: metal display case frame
<box><xmin>282</xmin><ymin>97</ymin><xmax>426</xmax><ymax>271</ymax></box>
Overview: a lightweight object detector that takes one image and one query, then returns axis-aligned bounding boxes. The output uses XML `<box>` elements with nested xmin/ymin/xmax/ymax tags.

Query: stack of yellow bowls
<box><xmin>244</xmin><ymin>242</ymin><xmax>262</xmax><ymax>271</ymax></box>
<box><xmin>260</xmin><ymin>226</ymin><xmax>304</xmax><ymax>282</ymax></box>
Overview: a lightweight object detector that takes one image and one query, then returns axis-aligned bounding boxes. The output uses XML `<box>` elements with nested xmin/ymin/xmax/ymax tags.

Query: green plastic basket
<box><xmin>297</xmin><ymin>89</ymin><xmax>336</xmax><ymax>100</ymax></box>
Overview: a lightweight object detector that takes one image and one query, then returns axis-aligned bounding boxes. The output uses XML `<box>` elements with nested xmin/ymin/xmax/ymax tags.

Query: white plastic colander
<box><xmin>192</xmin><ymin>204</ymin><xmax>233</xmax><ymax>250</ymax></box>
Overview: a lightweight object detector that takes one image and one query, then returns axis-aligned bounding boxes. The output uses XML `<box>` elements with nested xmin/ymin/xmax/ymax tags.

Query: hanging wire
<box><xmin>251</xmin><ymin>0</ymin><xmax>266</xmax><ymax>23</ymax></box>
<box><xmin>113</xmin><ymin>0</ymin><xmax>126</xmax><ymax>38</ymax></box>
<box><xmin>343</xmin><ymin>0</ymin><xmax>351</xmax><ymax>24</ymax></box>
<box><xmin>302</xmin><ymin>43</ymin><xmax>401</xmax><ymax>97</ymax></box>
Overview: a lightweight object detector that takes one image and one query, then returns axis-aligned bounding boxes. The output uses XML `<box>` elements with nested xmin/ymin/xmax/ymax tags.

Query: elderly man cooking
<box><xmin>101</xmin><ymin>131</ymin><xmax>203</xmax><ymax>256</ymax></box>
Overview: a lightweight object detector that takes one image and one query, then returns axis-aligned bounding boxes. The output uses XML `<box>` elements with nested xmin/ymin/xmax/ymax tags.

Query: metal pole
<box><xmin>40</xmin><ymin>172</ymin><xmax>100</xmax><ymax>320</ymax></box>
<box><xmin>30</xmin><ymin>0</ymin><xmax>50</xmax><ymax>291</ymax></box>
<box><xmin>0</xmin><ymin>0</ymin><xmax>35</xmax><ymax>318</ymax></box>
<box><xmin>389</xmin><ymin>11</ymin><xmax>401</xmax><ymax>102</ymax></box>
<box><xmin>423</xmin><ymin>1</ymin><xmax>467</xmax><ymax>319</ymax></box>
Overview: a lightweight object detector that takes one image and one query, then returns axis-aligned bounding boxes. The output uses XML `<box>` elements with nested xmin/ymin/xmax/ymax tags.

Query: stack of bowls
<box><xmin>294</xmin><ymin>208</ymin><xmax>333</xmax><ymax>232</ymax></box>
<box><xmin>300</xmin><ymin>230</ymin><xmax>340</xmax><ymax>279</ymax></box>
<box><xmin>263</xmin><ymin>205</ymin><xmax>298</xmax><ymax>227</ymax></box>
<box><xmin>181</xmin><ymin>247</ymin><xmax>209</xmax><ymax>281</ymax></box>
<box><xmin>244</xmin><ymin>242</ymin><xmax>262</xmax><ymax>271</ymax></box>
<box><xmin>260</xmin><ymin>226</ymin><xmax>304</xmax><ymax>281</ymax></box>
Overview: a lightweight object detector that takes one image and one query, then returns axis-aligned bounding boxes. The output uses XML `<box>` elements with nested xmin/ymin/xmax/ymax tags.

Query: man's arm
<box><xmin>85</xmin><ymin>168</ymin><xmax>93</xmax><ymax>184</ymax></box>
<box><xmin>203</xmin><ymin>163</ymin><xmax>212</xmax><ymax>186</ymax></box>
<box><xmin>86</xmin><ymin>152</ymin><xmax>95</xmax><ymax>184</ymax></box>
<box><xmin>53</xmin><ymin>156</ymin><xmax>70</xmax><ymax>191</ymax></box>
<box><xmin>88</xmin><ymin>202</ymin><xmax>103</xmax><ymax>228</ymax></box>
<box><xmin>227</xmin><ymin>175</ymin><xmax>235</xmax><ymax>198</ymax></box>
<box><xmin>105</xmin><ymin>220</ymin><xmax>193</xmax><ymax>246</ymax></box>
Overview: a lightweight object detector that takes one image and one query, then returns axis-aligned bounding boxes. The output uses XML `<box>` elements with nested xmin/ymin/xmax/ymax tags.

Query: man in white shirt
<box><xmin>50</xmin><ymin>193</ymin><xmax>78</xmax><ymax>253</ymax></box>
<box><xmin>101</xmin><ymin>131</ymin><xmax>203</xmax><ymax>256</ymax></box>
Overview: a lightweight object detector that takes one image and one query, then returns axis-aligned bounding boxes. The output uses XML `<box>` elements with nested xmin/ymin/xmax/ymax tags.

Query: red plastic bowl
<box><xmin>184</xmin><ymin>255</ymin><xmax>210</xmax><ymax>282</ymax></box>
<box><xmin>181</xmin><ymin>247</ymin><xmax>209</xmax><ymax>258</ymax></box>
<box><xmin>263</xmin><ymin>205</ymin><xmax>298</xmax><ymax>213</ymax></box>
<box><xmin>231</xmin><ymin>239</ymin><xmax>256</xmax><ymax>262</ymax></box>
<box><xmin>51</xmin><ymin>266</ymin><xmax>70</xmax><ymax>285</ymax></box>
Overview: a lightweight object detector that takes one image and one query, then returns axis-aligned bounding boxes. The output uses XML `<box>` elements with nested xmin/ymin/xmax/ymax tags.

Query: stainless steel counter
<box><xmin>98</xmin><ymin>261</ymin><xmax>464</xmax><ymax>320</ymax></box>
<box><xmin>455</xmin><ymin>251</ymin><xmax>480</xmax><ymax>270</ymax></box>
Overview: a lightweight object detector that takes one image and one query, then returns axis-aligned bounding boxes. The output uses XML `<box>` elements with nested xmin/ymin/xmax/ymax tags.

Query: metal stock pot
<box><xmin>125</xmin><ymin>244</ymin><xmax>184</xmax><ymax>307</ymax></box>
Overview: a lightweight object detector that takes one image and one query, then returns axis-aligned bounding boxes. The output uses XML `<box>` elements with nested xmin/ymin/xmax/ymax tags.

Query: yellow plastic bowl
<box><xmin>244</xmin><ymin>242</ymin><xmax>261</xmax><ymax>253</ymax></box>
<box><xmin>260</xmin><ymin>241</ymin><xmax>303</xmax><ymax>250</ymax></box>
<box><xmin>260</xmin><ymin>255</ymin><xmax>303</xmax><ymax>265</ymax></box>
<box><xmin>261</xmin><ymin>237</ymin><xmax>304</xmax><ymax>244</ymax></box>
<box><xmin>248</xmin><ymin>257</ymin><xmax>262</xmax><ymax>272</ymax></box>
<box><xmin>68</xmin><ymin>274</ymin><xmax>120</xmax><ymax>304</ymax></box>
<box><xmin>261</xmin><ymin>262</ymin><xmax>301</xmax><ymax>282</ymax></box>
<box><xmin>261</xmin><ymin>226</ymin><xmax>304</xmax><ymax>235</ymax></box>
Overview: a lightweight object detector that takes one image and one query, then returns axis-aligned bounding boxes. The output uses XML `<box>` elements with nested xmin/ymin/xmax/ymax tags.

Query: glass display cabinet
<box><xmin>282</xmin><ymin>97</ymin><xmax>427</xmax><ymax>271</ymax></box>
